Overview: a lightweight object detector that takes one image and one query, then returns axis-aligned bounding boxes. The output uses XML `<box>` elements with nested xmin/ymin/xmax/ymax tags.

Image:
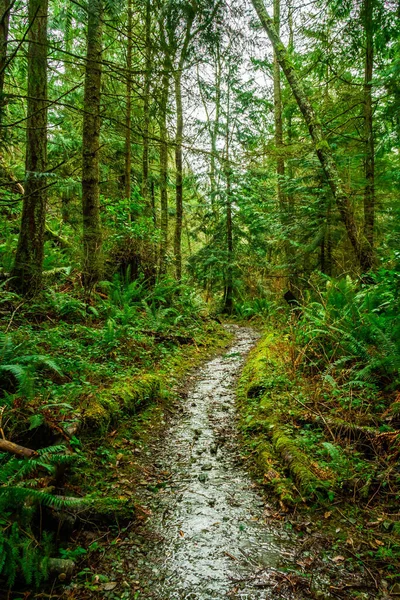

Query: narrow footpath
<box><xmin>125</xmin><ymin>326</ymin><xmax>296</xmax><ymax>599</ymax></box>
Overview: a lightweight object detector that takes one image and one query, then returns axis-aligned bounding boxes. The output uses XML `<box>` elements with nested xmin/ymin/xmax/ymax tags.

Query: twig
<box><xmin>0</xmin><ymin>405</ymin><xmax>5</xmax><ymax>439</ymax></box>
<box><xmin>336</xmin><ymin>507</ymin><xmax>358</xmax><ymax>527</ymax></box>
<box><xmin>289</xmin><ymin>392</ymin><xmax>336</xmax><ymax>442</ymax></box>
<box><xmin>5</xmin><ymin>301</ymin><xmax>25</xmax><ymax>333</ymax></box>
<box><xmin>345</xmin><ymin>548</ymin><xmax>379</xmax><ymax>589</ymax></box>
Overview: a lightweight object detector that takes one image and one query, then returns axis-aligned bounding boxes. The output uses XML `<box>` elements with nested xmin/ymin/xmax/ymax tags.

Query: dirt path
<box><xmin>85</xmin><ymin>326</ymin><xmax>378</xmax><ymax>600</ymax></box>
<box><xmin>123</xmin><ymin>326</ymin><xmax>298</xmax><ymax>599</ymax></box>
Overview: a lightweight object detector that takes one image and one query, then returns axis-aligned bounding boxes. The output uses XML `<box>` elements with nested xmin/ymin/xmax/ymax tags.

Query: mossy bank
<box><xmin>237</xmin><ymin>330</ymin><xmax>400</xmax><ymax>591</ymax></box>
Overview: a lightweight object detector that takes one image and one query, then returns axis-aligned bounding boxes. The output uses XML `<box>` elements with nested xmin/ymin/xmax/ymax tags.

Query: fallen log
<box><xmin>298</xmin><ymin>413</ymin><xmax>400</xmax><ymax>455</ymax></box>
<box><xmin>0</xmin><ymin>439</ymin><xmax>37</xmax><ymax>458</ymax></box>
<box><xmin>47</xmin><ymin>558</ymin><xmax>75</xmax><ymax>578</ymax></box>
<box><xmin>270</xmin><ymin>427</ymin><xmax>324</xmax><ymax>495</ymax></box>
<box><xmin>0</xmin><ymin>266</ymin><xmax>70</xmax><ymax>281</ymax></box>
<box><xmin>140</xmin><ymin>330</ymin><xmax>194</xmax><ymax>345</ymax></box>
<box><xmin>48</xmin><ymin>495</ymin><xmax>132</xmax><ymax>527</ymax></box>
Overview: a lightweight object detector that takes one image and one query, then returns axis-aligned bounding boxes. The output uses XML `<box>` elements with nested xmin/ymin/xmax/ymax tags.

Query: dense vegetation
<box><xmin>0</xmin><ymin>0</ymin><xmax>399</xmax><ymax>594</ymax></box>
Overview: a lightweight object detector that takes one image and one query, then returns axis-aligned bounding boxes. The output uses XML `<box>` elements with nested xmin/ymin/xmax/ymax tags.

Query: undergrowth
<box><xmin>0</xmin><ymin>273</ymin><xmax>229</xmax><ymax>590</ymax></box>
<box><xmin>237</xmin><ymin>272</ymin><xmax>400</xmax><ymax>583</ymax></box>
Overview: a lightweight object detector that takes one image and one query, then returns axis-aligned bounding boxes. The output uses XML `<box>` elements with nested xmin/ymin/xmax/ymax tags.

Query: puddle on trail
<box><xmin>129</xmin><ymin>326</ymin><xmax>297</xmax><ymax>599</ymax></box>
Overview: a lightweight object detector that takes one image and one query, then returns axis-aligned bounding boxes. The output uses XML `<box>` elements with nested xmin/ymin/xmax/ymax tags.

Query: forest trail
<box><xmin>125</xmin><ymin>326</ymin><xmax>297</xmax><ymax>599</ymax></box>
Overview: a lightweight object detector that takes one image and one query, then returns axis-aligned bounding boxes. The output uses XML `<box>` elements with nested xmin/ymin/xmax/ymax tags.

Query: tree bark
<box><xmin>0</xmin><ymin>439</ymin><xmax>37</xmax><ymax>458</ymax></box>
<box><xmin>273</xmin><ymin>0</ymin><xmax>285</xmax><ymax>213</ymax></box>
<box><xmin>159</xmin><ymin>62</ymin><xmax>169</xmax><ymax>276</ymax></box>
<box><xmin>363</xmin><ymin>0</ymin><xmax>375</xmax><ymax>264</ymax></box>
<box><xmin>11</xmin><ymin>0</ymin><xmax>48</xmax><ymax>295</ymax></box>
<box><xmin>125</xmin><ymin>0</ymin><xmax>133</xmax><ymax>215</ymax></box>
<box><xmin>81</xmin><ymin>0</ymin><xmax>103</xmax><ymax>290</ymax></box>
<box><xmin>141</xmin><ymin>0</ymin><xmax>151</xmax><ymax>208</ymax></box>
<box><xmin>251</xmin><ymin>0</ymin><xmax>373</xmax><ymax>272</ymax></box>
<box><xmin>210</xmin><ymin>44</ymin><xmax>221</xmax><ymax>214</ymax></box>
<box><xmin>174</xmin><ymin>71</ymin><xmax>183</xmax><ymax>281</ymax></box>
<box><xmin>173</xmin><ymin>15</ymin><xmax>194</xmax><ymax>282</ymax></box>
<box><xmin>0</xmin><ymin>0</ymin><xmax>10</xmax><ymax>130</ymax></box>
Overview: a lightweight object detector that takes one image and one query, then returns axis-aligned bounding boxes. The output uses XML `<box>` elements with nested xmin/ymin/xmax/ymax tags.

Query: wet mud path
<box><xmin>128</xmin><ymin>326</ymin><xmax>296</xmax><ymax>599</ymax></box>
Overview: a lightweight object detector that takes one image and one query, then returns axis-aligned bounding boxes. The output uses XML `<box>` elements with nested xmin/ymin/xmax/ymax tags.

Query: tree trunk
<box><xmin>326</xmin><ymin>201</ymin><xmax>332</xmax><ymax>276</ymax></box>
<box><xmin>81</xmin><ymin>0</ymin><xmax>103</xmax><ymax>290</ymax></box>
<box><xmin>173</xmin><ymin>16</ymin><xmax>194</xmax><ymax>282</ymax></box>
<box><xmin>210</xmin><ymin>44</ymin><xmax>221</xmax><ymax>215</ymax></box>
<box><xmin>223</xmin><ymin>86</ymin><xmax>233</xmax><ymax>314</ymax></box>
<box><xmin>150</xmin><ymin>178</ymin><xmax>156</xmax><ymax>226</ymax></box>
<box><xmin>251</xmin><ymin>0</ymin><xmax>373</xmax><ymax>272</ymax></box>
<box><xmin>197</xmin><ymin>44</ymin><xmax>221</xmax><ymax>217</ymax></box>
<box><xmin>159</xmin><ymin>63</ymin><xmax>169</xmax><ymax>276</ymax></box>
<box><xmin>0</xmin><ymin>0</ymin><xmax>10</xmax><ymax>130</ymax></box>
<box><xmin>224</xmin><ymin>161</ymin><xmax>233</xmax><ymax>314</ymax></box>
<box><xmin>174</xmin><ymin>70</ymin><xmax>183</xmax><ymax>281</ymax></box>
<box><xmin>273</xmin><ymin>0</ymin><xmax>285</xmax><ymax>213</ymax></box>
<box><xmin>141</xmin><ymin>0</ymin><xmax>151</xmax><ymax>208</ymax></box>
<box><xmin>11</xmin><ymin>0</ymin><xmax>48</xmax><ymax>296</ymax></box>
<box><xmin>363</xmin><ymin>0</ymin><xmax>375</xmax><ymax>264</ymax></box>
<box><xmin>125</xmin><ymin>0</ymin><xmax>133</xmax><ymax>215</ymax></box>
<box><xmin>273</xmin><ymin>0</ymin><xmax>292</xmax><ymax>277</ymax></box>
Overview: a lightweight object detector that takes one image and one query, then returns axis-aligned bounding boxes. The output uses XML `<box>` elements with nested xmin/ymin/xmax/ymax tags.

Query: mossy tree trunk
<box><xmin>81</xmin><ymin>0</ymin><xmax>103</xmax><ymax>290</ymax></box>
<box><xmin>11</xmin><ymin>0</ymin><xmax>48</xmax><ymax>295</ymax></box>
<box><xmin>141</xmin><ymin>0</ymin><xmax>152</xmax><ymax>214</ymax></box>
<box><xmin>0</xmin><ymin>0</ymin><xmax>10</xmax><ymax>131</ymax></box>
<box><xmin>124</xmin><ymin>0</ymin><xmax>133</xmax><ymax>217</ymax></box>
<box><xmin>273</xmin><ymin>0</ymin><xmax>285</xmax><ymax>214</ymax></box>
<box><xmin>363</xmin><ymin>0</ymin><xmax>375</xmax><ymax>266</ymax></box>
<box><xmin>251</xmin><ymin>0</ymin><xmax>374</xmax><ymax>273</ymax></box>
<box><xmin>159</xmin><ymin>63</ymin><xmax>169</xmax><ymax>276</ymax></box>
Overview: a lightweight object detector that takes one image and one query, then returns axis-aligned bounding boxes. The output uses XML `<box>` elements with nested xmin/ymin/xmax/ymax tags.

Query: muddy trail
<box><xmin>129</xmin><ymin>326</ymin><xmax>291</xmax><ymax>599</ymax></box>
<box><xmin>86</xmin><ymin>326</ymin><xmax>380</xmax><ymax>600</ymax></box>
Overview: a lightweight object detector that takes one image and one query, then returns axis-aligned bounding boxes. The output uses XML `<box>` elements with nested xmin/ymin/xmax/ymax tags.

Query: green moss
<box><xmin>83</xmin><ymin>399</ymin><xmax>114</xmax><ymax>431</ymax></box>
<box><xmin>271</xmin><ymin>427</ymin><xmax>324</xmax><ymax>495</ymax></box>
<box><xmin>315</xmin><ymin>138</ymin><xmax>330</xmax><ymax>151</ymax></box>
<box><xmin>81</xmin><ymin>322</ymin><xmax>231</xmax><ymax>436</ymax></box>
<box><xmin>100</xmin><ymin>373</ymin><xmax>164</xmax><ymax>415</ymax></box>
<box><xmin>237</xmin><ymin>330</ymin><xmax>330</xmax><ymax>504</ymax></box>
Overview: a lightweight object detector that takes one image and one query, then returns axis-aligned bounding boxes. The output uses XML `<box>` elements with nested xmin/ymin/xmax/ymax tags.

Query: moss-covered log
<box><xmin>82</xmin><ymin>373</ymin><xmax>164</xmax><ymax>431</ymax></box>
<box><xmin>298</xmin><ymin>413</ymin><xmax>400</xmax><ymax>455</ymax></box>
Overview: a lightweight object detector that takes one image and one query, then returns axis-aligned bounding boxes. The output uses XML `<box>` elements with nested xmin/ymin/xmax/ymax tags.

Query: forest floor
<box><xmin>49</xmin><ymin>325</ymin><xmax>389</xmax><ymax>600</ymax></box>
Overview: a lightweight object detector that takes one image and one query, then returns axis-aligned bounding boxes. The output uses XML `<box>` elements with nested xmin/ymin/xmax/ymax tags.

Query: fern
<box><xmin>0</xmin><ymin>333</ymin><xmax>62</xmax><ymax>397</ymax></box>
<box><xmin>297</xmin><ymin>275</ymin><xmax>400</xmax><ymax>393</ymax></box>
<box><xmin>0</xmin><ymin>443</ymin><xmax>81</xmax><ymax>586</ymax></box>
